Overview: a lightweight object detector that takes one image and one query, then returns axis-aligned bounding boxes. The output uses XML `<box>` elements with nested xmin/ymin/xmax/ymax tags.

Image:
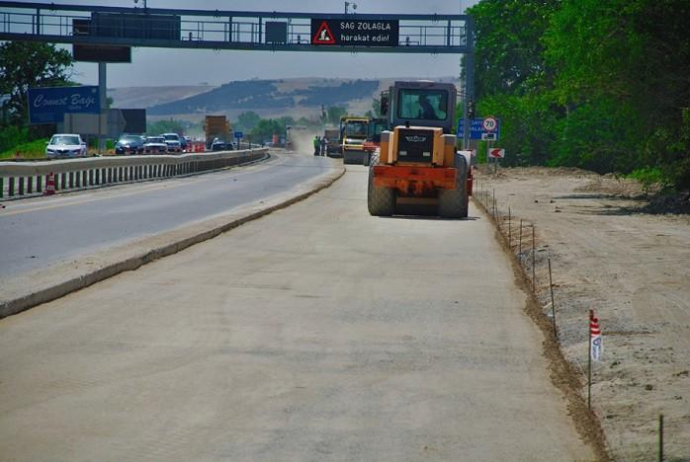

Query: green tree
<box><xmin>469</xmin><ymin>0</ymin><xmax>558</xmax><ymax>99</ymax></box>
<box><xmin>250</xmin><ymin>119</ymin><xmax>283</xmax><ymax>143</ymax></box>
<box><xmin>0</xmin><ymin>42</ymin><xmax>74</xmax><ymax>126</ymax></box>
<box><xmin>326</xmin><ymin>106</ymin><xmax>347</xmax><ymax>125</ymax></box>
<box><xmin>147</xmin><ymin>119</ymin><xmax>188</xmax><ymax>135</ymax></box>
<box><xmin>235</xmin><ymin>111</ymin><xmax>261</xmax><ymax>133</ymax></box>
<box><xmin>544</xmin><ymin>0</ymin><xmax>690</xmax><ymax>183</ymax></box>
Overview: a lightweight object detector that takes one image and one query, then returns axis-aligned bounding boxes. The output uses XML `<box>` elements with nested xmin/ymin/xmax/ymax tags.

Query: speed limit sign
<box><xmin>482</xmin><ymin>116</ymin><xmax>498</xmax><ymax>132</ymax></box>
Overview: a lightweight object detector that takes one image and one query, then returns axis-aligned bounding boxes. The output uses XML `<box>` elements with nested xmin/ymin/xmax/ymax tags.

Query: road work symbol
<box><xmin>313</xmin><ymin>21</ymin><xmax>336</xmax><ymax>45</ymax></box>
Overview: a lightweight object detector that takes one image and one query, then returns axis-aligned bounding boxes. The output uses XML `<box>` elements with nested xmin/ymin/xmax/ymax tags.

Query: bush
<box><xmin>627</xmin><ymin>166</ymin><xmax>666</xmax><ymax>190</ymax></box>
<box><xmin>0</xmin><ymin>138</ymin><xmax>48</xmax><ymax>159</ymax></box>
<box><xmin>0</xmin><ymin>125</ymin><xmax>29</xmax><ymax>153</ymax></box>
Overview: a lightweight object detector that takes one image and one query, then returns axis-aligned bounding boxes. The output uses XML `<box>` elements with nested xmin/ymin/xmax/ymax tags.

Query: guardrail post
<box><xmin>68</xmin><ymin>171</ymin><xmax>73</xmax><ymax>189</ymax></box>
<box><xmin>18</xmin><ymin>177</ymin><xmax>25</xmax><ymax>196</ymax></box>
<box><xmin>89</xmin><ymin>169</ymin><xmax>94</xmax><ymax>186</ymax></box>
<box><xmin>75</xmin><ymin>170</ymin><xmax>81</xmax><ymax>188</ymax></box>
<box><xmin>37</xmin><ymin>175</ymin><xmax>42</xmax><ymax>193</ymax></box>
<box><xmin>61</xmin><ymin>172</ymin><xmax>67</xmax><ymax>189</ymax></box>
<box><xmin>28</xmin><ymin>176</ymin><xmax>34</xmax><ymax>194</ymax></box>
<box><xmin>0</xmin><ymin>177</ymin><xmax>4</xmax><ymax>198</ymax></box>
<box><xmin>9</xmin><ymin>176</ymin><xmax>15</xmax><ymax>196</ymax></box>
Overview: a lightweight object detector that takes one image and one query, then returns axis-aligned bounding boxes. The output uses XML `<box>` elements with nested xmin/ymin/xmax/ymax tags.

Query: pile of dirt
<box><xmin>574</xmin><ymin>174</ymin><xmax>655</xmax><ymax>199</ymax></box>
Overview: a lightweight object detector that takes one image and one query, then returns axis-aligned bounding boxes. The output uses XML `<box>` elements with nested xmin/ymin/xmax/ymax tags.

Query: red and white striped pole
<box><xmin>588</xmin><ymin>309</ymin><xmax>602</xmax><ymax>409</ymax></box>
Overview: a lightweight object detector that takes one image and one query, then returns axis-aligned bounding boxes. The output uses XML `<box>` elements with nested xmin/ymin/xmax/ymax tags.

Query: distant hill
<box><xmin>109</xmin><ymin>85</ymin><xmax>218</xmax><ymax>109</ymax></box>
<box><xmin>146</xmin><ymin>79</ymin><xmax>380</xmax><ymax>116</ymax></box>
<box><xmin>110</xmin><ymin>77</ymin><xmax>461</xmax><ymax>121</ymax></box>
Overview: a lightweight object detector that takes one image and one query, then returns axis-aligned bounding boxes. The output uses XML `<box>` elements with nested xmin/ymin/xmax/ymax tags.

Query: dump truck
<box><xmin>367</xmin><ymin>81</ymin><xmax>472</xmax><ymax>218</ymax></box>
<box><xmin>324</xmin><ymin>127</ymin><xmax>341</xmax><ymax>157</ymax></box>
<box><xmin>204</xmin><ymin>115</ymin><xmax>232</xmax><ymax>149</ymax></box>
<box><xmin>340</xmin><ymin>116</ymin><xmax>370</xmax><ymax>165</ymax></box>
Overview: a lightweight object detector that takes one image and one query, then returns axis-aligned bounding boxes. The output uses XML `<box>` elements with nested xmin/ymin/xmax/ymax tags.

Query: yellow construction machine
<box><xmin>368</xmin><ymin>81</ymin><xmax>473</xmax><ymax>218</ymax></box>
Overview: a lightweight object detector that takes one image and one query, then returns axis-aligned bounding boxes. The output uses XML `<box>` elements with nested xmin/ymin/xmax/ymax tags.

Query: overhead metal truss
<box><xmin>0</xmin><ymin>2</ymin><xmax>472</xmax><ymax>54</ymax></box>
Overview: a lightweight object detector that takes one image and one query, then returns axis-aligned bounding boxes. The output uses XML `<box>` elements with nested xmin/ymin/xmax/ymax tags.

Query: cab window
<box><xmin>397</xmin><ymin>90</ymin><xmax>448</xmax><ymax>120</ymax></box>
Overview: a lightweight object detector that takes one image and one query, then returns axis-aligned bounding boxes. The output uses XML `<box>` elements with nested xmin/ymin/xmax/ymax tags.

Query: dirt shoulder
<box><xmin>474</xmin><ymin>167</ymin><xmax>690</xmax><ymax>462</ymax></box>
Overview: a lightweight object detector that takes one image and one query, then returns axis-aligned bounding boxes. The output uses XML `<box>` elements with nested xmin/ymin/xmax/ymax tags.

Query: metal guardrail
<box><xmin>0</xmin><ymin>148</ymin><xmax>268</xmax><ymax>199</ymax></box>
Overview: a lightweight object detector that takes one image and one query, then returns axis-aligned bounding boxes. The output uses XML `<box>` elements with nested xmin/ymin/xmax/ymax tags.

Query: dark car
<box><xmin>211</xmin><ymin>138</ymin><xmax>234</xmax><ymax>151</ymax></box>
<box><xmin>180</xmin><ymin>136</ymin><xmax>189</xmax><ymax>152</ymax></box>
<box><xmin>115</xmin><ymin>134</ymin><xmax>145</xmax><ymax>155</ymax></box>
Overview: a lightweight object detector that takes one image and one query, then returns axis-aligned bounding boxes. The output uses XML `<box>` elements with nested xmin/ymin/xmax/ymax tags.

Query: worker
<box><xmin>320</xmin><ymin>136</ymin><xmax>327</xmax><ymax>156</ymax></box>
<box><xmin>419</xmin><ymin>94</ymin><xmax>439</xmax><ymax>120</ymax></box>
<box><xmin>313</xmin><ymin>135</ymin><xmax>320</xmax><ymax>156</ymax></box>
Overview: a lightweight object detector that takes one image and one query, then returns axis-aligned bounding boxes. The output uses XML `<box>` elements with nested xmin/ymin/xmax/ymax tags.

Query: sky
<box><xmin>39</xmin><ymin>0</ymin><xmax>478</xmax><ymax>88</ymax></box>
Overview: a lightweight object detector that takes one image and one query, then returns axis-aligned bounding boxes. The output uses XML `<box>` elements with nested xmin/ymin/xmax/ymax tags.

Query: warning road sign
<box><xmin>311</xmin><ymin>19</ymin><xmax>399</xmax><ymax>47</ymax></box>
<box><xmin>488</xmin><ymin>148</ymin><xmax>505</xmax><ymax>159</ymax></box>
<box><xmin>312</xmin><ymin>21</ymin><xmax>336</xmax><ymax>45</ymax></box>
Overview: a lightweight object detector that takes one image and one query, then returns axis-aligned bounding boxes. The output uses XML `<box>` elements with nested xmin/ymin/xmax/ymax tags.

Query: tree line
<box><xmin>468</xmin><ymin>0</ymin><xmax>689</xmax><ymax>190</ymax></box>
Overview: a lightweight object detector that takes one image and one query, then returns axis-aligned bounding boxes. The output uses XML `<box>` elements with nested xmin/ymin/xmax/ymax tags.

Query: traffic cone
<box><xmin>44</xmin><ymin>172</ymin><xmax>56</xmax><ymax>196</ymax></box>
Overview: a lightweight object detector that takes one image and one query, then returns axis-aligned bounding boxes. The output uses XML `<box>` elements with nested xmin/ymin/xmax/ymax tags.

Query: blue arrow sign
<box><xmin>458</xmin><ymin>118</ymin><xmax>500</xmax><ymax>140</ymax></box>
<box><xmin>234</xmin><ymin>131</ymin><xmax>243</xmax><ymax>139</ymax></box>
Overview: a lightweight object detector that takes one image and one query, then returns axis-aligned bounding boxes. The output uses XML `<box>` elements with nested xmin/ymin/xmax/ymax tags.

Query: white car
<box><xmin>46</xmin><ymin>134</ymin><xmax>87</xmax><ymax>159</ymax></box>
<box><xmin>162</xmin><ymin>133</ymin><xmax>182</xmax><ymax>153</ymax></box>
<box><xmin>144</xmin><ymin>136</ymin><xmax>169</xmax><ymax>154</ymax></box>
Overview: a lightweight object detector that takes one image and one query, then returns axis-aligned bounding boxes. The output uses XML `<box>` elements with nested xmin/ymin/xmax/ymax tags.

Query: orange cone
<box><xmin>44</xmin><ymin>172</ymin><xmax>56</xmax><ymax>196</ymax></box>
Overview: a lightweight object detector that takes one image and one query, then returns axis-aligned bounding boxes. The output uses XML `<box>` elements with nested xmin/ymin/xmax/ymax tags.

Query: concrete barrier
<box><xmin>0</xmin><ymin>148</ymin><xmax>268</xmax><ymax>199</ymax></box>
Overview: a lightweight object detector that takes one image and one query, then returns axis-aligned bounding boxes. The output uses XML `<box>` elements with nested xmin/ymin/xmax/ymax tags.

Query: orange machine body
<box><xmin>374</xmin><ymin>126</ymin><xmax>472</xmax><ymax>198</ymax></box>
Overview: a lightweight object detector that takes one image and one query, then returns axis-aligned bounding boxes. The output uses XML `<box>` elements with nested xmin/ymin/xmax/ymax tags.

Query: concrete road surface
<box><xmin>0</xmin><ymin>166</ymin><xmax>594</xmax><ymax>461</ymax></box>
<box><xmin>0</xmin><ymin>151</ymin><xmax>336</xmax><ymax>280</ymax></box>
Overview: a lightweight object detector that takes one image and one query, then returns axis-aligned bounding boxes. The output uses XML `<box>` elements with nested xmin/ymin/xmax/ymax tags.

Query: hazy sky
<box><xmin>44</xmin><ymin>0</ymin><xmax>478</xmax><ymax>88</ymax></box>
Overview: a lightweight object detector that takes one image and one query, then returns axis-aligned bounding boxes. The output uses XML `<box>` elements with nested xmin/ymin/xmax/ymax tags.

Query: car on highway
<box><xmin>143</xmin><ymin>136</ymin><xmax>168</xmax><ymax>154</ymax></box>
<box><xmin>180</xmin><ymin>136</ymin><xmax>190</xmax><ymax>152</ymax></box>
<box><xmin>45</xmin><ymin>134</ymin><xmax>87</xmax><ymax>159</ymax></box>
<box><xmin>162</xmin><ymin>133</ymin><xmax>183</xmax><ymax>153</ymax></box>
<box><xmin>211</xmin><ymin>137</ymin><xmax>234</xmax><ymax>151</ymax></box>
<box><xmin>114</xmin><ymin>134</ymin><xmax>145</xmax><ymax>155</ymax></box>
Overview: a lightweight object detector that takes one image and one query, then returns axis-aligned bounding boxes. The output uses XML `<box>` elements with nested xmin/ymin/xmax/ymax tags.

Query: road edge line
<box><xmin>0</xmin><ymin>167</ymin><xmax>345</xmax><ymax>319</ymax></box>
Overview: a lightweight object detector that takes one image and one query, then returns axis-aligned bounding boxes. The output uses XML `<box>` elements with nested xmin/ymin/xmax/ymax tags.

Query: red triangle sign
<box><xmin>313</xmin><ymin>21</ymin><xmax>336</xmax><ymax>45</ymax></box>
